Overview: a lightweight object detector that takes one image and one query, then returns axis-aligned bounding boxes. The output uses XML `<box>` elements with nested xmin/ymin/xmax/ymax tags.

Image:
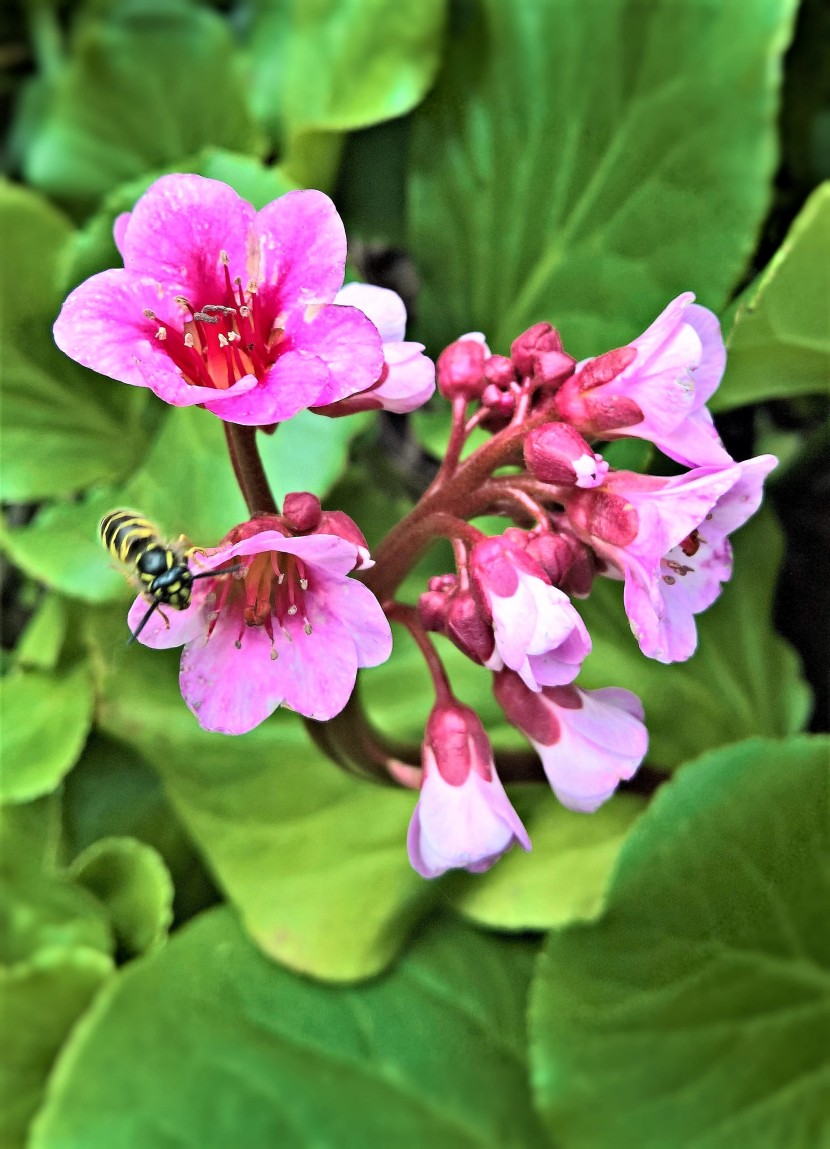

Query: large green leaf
<box><xmin>32</xmin><ymin>910</ymin><xmax>546</xmax><ymax>1148</ymax></box>
<box><xmin>530</xmin><ymin>735</ymin><xmax>830</xmax><ymax>1149</ymax></box>
<box><xmin>716</xmin><ymin>181</ymin><xmax>830</xmax><ymax>411</ymax></box>
<box><xmin>409</xmin><ymin>0</ymin><xmax>797</xmax><ymax>358</ymax></box>
<box><xmin>22</xmin><ymin>0</ymin><xmax>260</xmax><ymax>205</ymax></box>
<box><xmin>84</xmin><ymin>607</ymin><xmax>434</xmax><ymax>980</ymax></box>
<box><xmin>446</xmin><ymin>788</ymin><xmax>646</xmax><ymax>931</ymax></box>
<box><xmin>0</xmin><ymin>947</ymin><xmax>113</xmax><ymax>1149</ymax></box>
<box><xmin>245</xmin><ymin>0</ymin><xmax>445</xmax><ymax>185</ymax></box>
<box><xmin>0</xmin><ymin>181</ymin><xmax>152</xmax><ymax>500</ymax></box>
<box><xmin>576</xmin><ymin>508</ymin><xmax>811</xmax><ymax>768</ymax></box>
<box><xmin>0</xmin><ymin>663</ymin><xmax>94</xmax><ymax>805</ymax></box>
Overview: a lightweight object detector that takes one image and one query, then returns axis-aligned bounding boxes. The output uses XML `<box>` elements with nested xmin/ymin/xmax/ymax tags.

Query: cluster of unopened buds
<box><xmin>55</xmin><ymin>174</ymin><xmax>775</xmax><ymax>879</ymax></box>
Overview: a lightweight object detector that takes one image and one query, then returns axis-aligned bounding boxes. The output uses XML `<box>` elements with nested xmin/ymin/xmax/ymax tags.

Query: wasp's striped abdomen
<box><xmin>100</xmin><ymin>510</ymin><xmax>162</xmax><ymax>568</ymax></box>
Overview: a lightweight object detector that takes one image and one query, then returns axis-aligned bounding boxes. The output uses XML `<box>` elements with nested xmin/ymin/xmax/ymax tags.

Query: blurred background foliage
<box><xmin>0</xmin><ymin>0</ymin><xmax>828</xmax><ymax>1146</ymax></box>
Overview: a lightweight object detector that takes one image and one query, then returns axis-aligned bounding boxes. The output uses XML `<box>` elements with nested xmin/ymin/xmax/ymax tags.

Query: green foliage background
<box><xmin>1</xmin><ymin>0</ymin><xmax>828</xmax><ymax>1146</ymax></box>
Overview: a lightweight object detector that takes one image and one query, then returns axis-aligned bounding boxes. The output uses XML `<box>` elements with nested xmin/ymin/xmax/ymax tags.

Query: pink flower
<box><xmin>312</xmin><ymin>283</ymin><xmax>435</xmax><ymax>415</ymax></box>
<box><xmin>407</xmin><ymin>701</ymin><xmax>531</xmax><ymax>878</ymax></box>
<box><xmin>471</xmin><ymin>537</ymin><xmax>591</xmax><ymax>690</ymax></box>
<box><xmin>494</xmin><ymin>671</ymin><xmax>648</xmax><ymax>812</ymax></box>
<box><xmin>53</xmin><ymin>175</ymin><xmax>384</xmax><ymax>426</ymax></box>
<box><xmin>554</xmin><ymin>293</ymin><xmax>733</xmax><ymax>468</ymax></box>
<box><xmin>566</xmin><ymin>456</ymin><xmax>777</xmax><ymax>662</ymax></box>
<box><xmin>524</xmin><ymin>422</ymin><xmax>609</xmax><ymax>488</ymax></box>
<box><xmin>127</xmin><ymin>519</ymin><xmax>393</xmax><ymax>734</ymax></box>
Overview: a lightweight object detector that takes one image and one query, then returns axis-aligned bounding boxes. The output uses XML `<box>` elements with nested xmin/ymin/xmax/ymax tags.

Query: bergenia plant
<box><xmin>52</xmin><ymin>173</ymin><xmax>777</xmax><ymax>881</ymax></box>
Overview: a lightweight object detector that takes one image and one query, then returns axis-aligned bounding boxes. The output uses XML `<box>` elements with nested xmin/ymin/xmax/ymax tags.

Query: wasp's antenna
<box><xmin>191</xmin><ymin>563</ymin><xmax>244</xmax><ymax>582</ymax></box>
<box><xmin>127</xmin><ymin>599</ymin><xmax>161</xmax><ymax>646</ymax></box>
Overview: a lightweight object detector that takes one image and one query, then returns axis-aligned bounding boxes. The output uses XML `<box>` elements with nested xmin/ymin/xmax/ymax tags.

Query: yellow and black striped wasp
<box><xmin>100</xmin><ymin>510</ymin><xmax>239</xmax><ymax>644</ymax></box>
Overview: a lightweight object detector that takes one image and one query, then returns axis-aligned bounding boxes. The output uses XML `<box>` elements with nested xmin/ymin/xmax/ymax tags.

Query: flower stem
<box><xmin>224</xmin><ymin>424</ymin><xmax>279</xmax><ymax>516</ymax></box>
<box><xmin>385</xmin><ymin>603</ymin><xmax>452</xmax><ymax>703</ymax></box>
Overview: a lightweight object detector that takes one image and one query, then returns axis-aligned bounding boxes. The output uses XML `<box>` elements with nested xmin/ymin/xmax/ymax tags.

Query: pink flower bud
<box><xmin>479</xmin><ymin>383</ymin><xmax>516</xmax><ymax>430</ymax></box>
<box><xmin>524</xmin><ymin>530</ymin><xmax>596</xmax><ymax>597</ymax></box>
<box><xmin>436</xmin><ymin>335</ymin><xmax>488</xmax><ymax>401</ymax></box>
<box><xmin>417</xmin><ymin>589</ymin><xmax>451</xmax><ymax>634</ymax></box>
<box><xmin>282</xmin><ymin>491</ymin><xmax>322</xmax><ymax>532</ymax></box>
<box><xmin>524</xmin><ymin>423</ymin><xmax>609</xmax><ymax>488</ymax></box>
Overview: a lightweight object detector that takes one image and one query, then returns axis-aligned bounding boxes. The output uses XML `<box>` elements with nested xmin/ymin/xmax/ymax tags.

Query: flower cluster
<box><xmin>55</xmin><ymin>175</ymin><xmax>775</xmax><ymax>882</ymax></box>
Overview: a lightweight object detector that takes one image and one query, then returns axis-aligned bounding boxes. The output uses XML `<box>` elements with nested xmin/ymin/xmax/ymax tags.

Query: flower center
<box><xmin>206</xmin><ymin>550</ymin><xmax>313</xmax><ymax>656</ymax></box>
<box><xmin>144</xmin><ymin>254</ymin><xmax>285</xmax><ymax>391</ymax></box>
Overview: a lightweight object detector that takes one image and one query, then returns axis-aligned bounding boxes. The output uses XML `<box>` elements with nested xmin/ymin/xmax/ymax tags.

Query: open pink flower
<box><xmin>565</xmin><ymin>456</ymin><xmax>777</xmax><ymax>662</ymax></box>
<box><xmin>127</xmin><ymin>521</ymin><xmax>392</xmax><ymax>734</ymax></box>
<box><xmin>554</xmin><ymin>294</ymin><xmax>733</xmax><ymax>468</ymax></box>
<box><xmin>408</xmin><ymin>701</ymin><xmax>530</xmax><ymax>878</ymax></box>
<box><xmin>313</xmin><ymin>283</ymin><xmax>435</xmax><ymax>416</ymax></box>
<box><xmin>471</xmin><ymin>537</ymin><xmax>591</xmax><ymax>690</ymax></box>
<box><xmin>494</xmin><ymin>671</ymin><xmax>648</xmax><ymax>812</ymax></box>
<box><xmin>53</xmin><ymin>175</ymin><xmax>384</xmax><ymax>426</ymax></box>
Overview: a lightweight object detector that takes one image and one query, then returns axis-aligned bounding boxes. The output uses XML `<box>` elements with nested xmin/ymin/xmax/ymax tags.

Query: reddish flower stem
<box><xmin>224</xmin><ymin>423</ymin><xmax>279</xmax><ymax>517</ymax></box>
<box><xmin>385</xmin><ymin>603</ymin><xmax>452</xmax><ymax>704</ymax></box>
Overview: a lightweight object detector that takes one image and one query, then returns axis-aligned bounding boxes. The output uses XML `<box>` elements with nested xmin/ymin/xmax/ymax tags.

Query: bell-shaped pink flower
<box><xmin>127</xmin><ymin>519</ymin><xmax>392</xmax><ymax>734</ymax></box>
<box><xmin>313</xmin><ymin>283</ymin><xmax>435</xmax><ymax>416</ymax></box>
<box><xmin>565</xmin><ymin>455</ymin><xmax>777</xmax><ymax>662</ymax></box>
<box><xmin>494</xmin><ymin>670</ymin><xmax>648</xmax><ymax>812</ymax></box>
<box><xmin>407</xmin><ymin>701</ymin><xmax>530</xmax><ymax>878</ymax></box>
<box><xmin>53</xmin><ymin>175</ymin><xmax>384</xmax><ymax>426</ymax></box>
<box><xmin>554</xmin><ymin>293</ymin><xmax>733</xmax><ymax>468</ymax></box>
<box><xmin>471</xmin><ymin>536</ymin><xmax>591</xmax><ymax>690</ymax></box>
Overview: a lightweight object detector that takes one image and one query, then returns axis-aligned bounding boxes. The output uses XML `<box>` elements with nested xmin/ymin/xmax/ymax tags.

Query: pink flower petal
<box><xmin>685</xmin><ymin>303</ymin><xmax>726</xmax><ymax>406</ymax></box>
<box><xmin>373</xmin><ymin>341</ymin><xmax>436</xmax><ymax>413</ymax></box>
<box><xmin>654</xmin><ymin>406</ymin><xmax>733</xmax><ymax>469</ymax></box>
<box><xmin>119</xmin><ymin>174</ymin><xmax>257</xmax><ymax>301</ymax></box>
<box><xmin>202</xmin><ymin>350</ymin><xmax>330</xmax><ymax>424</ymax></box>
<box><xmin>335</xmin><ymin>283</ymin><xmax>407</xmax><ymax>342</ymax></box>
<box><xmin>127</xmin><ymin>590</ymin><xmax>207</xmax><ymax>649</ymax></box>
<box><xmin>179</xmin><ymin>605</ymin><xmax>288</xmax><ymax>735</ymax></box>
<box><xmin>310</xmin><ymin>572</ymin><xmax>393</xmax><ymax>667</ymax></box>
<box><xmin>276</xmin><ymin>610</ymin><xmax>361</xmax><ymax>721</ymax></box>
<box><xmin>53</xmin><ymin>270</ymin><xmax>231</xmax><ymax>406</ymax></box>
<box><xmin>256</xmin><ymin>189</ymin><xmax>347</xmax><ymax>306</ymax></box>
<box><xmin>285</xmin><ymin>303</ymin><xmax>384</xmax><ymax>405</ymax></box>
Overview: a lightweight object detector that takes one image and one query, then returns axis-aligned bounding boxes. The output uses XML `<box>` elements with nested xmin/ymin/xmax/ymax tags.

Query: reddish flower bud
<box><xmin>436</xmin><ymin>335</ymin><xmax>488</xmax><ymax>401</ymax></box>
<box><xmin>480</xmin><ymin>383</ymin><xmax>516</xmax><ymax>430</ymax></box>
<box><xmin>567</xmin><ymin>488</ymin><xmax>640</xmax><ymax>548</ymax></box>
<box><xmin>282</xmin><ymin>491</ymin><xmax>322</xmax><ymax>532</ymax></box>
<box><xmin>524</xmin><ymin>423</ymin><xmax>609</xmax><ymax>488</ymax></box>
<box><xmin>418</xmin><ymin>589</ymin><xmax>451</xmax><ymax>634</ymax></box>
<box><xmin>483</xmin><ymin>354</ymin><xmax>517</xmax><ymax>387</ymax></box>
<box><xmin>525</xmin><ymin>527</ymin><xmax>597</xmax><ymax>598</ymax></box>
<box><xmin>511</xmin><ymin>322</ymin><xmax>563</xmax><ymax>377</ymax></box>
<box><xmin>317</xmin><ymin>510</ymin><xmax>372</xmax><ymax>569</ymax></box>
<box><xmin>445</xmin><ymin>590</ymin><xmax>495</xmax><ymax>664</ymax></box>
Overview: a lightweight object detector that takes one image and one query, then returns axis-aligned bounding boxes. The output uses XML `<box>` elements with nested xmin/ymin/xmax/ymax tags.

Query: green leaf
<box><xmin>0</xmin><ymin>796</ymin><xmax>63</xmax><ymax>877</ymax></box>
<box><xmin>0</xmin><ymin>947</ymin><xmax>113</xmax><ymax>1149</ymax></box>
<box><xmin>246</xmin><ymin>0</ymin><xmax>446</xmax><ymax>184</ymax></box>
<box><xmin>63</xmin><ymin>734</ymin><xmax>218</xmax><ymax>924</ymax></box>
<box><xmin>409</xmin><ymin>0</ymin><xmax>798</xmax><ymax>357</ymax></box>
<box><xmin>22</xmin><ymin>0</ymin><xmax>260</xmax><ymax>206</ymax></box>
<box><xmin>576</xmin><ymin>508</ymin><xmax>811</xmax><ymax>768</ymax></box>
<box><xmin>15</xmin><ymin>595</ymin><xmax>68</xmax><ymax>673</ymax></box>
<box><xmin>0</xmin><ymin>181</ymin><xmax>152</xmax><ymax>500</ymax></box>
<box><xmin>32</xmin><ymin>910</ymin><xmax>546</xmax><ymax>1148</ymax></box>
<box><xmin>446</xmin><ymin>789</ymin><xmax>647</xmax><ymax>930</ymax></box>
<box><xmin>529</xmin><ymin>735</ymin><xmax>830</xmax><ymax>1149</ymax></box>
<box><xmin>716</xmin><ymin>182</ymin><xmax>830</xmax><ymax>411</ymax></box>
<box><xmin>0</xmin><ymin>663</ymin><xmax>94</xmax><ymax>805</ymax></box>
<box><xmin>0</xmin><ymin>869</ymin><xmax>112</xmax><ymax>966</ymax></box>
<box><xmin>69</xmin><ymin>837</ymin><xmax>174</xmax><ymax>957</ymax></box>
<box><xmin>84</xmin><ymin>607</ymin><xmax>434</xmax><ymax>981</ymax></box>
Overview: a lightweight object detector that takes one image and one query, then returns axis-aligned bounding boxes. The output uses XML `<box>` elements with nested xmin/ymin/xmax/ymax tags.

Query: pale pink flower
<box><xmin>565</xmin><ymin>456</ymin><xmax>777</xmax><ymax>662</ymax></box>
<box><xmin>554</xmin><ymin>293</ymin><xmax>733</xmax><ymax>468</ymax></box>
<box><xmin>407</xmin><ymin>701</ymin><xmax>530</xmax><ymax>878</ymax></box>
<box><xmin>471</xmin><ymin>537</ymin><xmax>591</xmax><ymax>690</ymax></box>
<box><xmin>494</xmin><ymin>671</ymin><xmax>648</xmax><ymax>812</ymax></box>
<box><xmin>313</xmin><ymin>283</ymin><xmax>435</xmax><ymax>415</ymax></box>
<box><xmin>127</xmin><ymin>522</ymin><xmax>392</xmax><ymax>734</ymax></box>
<box><xmin>53</xmin><ymin>175</ymin><xmax>384</xmax><ymax>425</ymax></box>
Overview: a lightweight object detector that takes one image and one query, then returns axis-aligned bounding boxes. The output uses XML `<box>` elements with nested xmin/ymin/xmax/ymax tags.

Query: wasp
<box><xmin>100</xmin><ymin>510</ymin><xmax>239</xmax><ymax>644</ymax></box>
